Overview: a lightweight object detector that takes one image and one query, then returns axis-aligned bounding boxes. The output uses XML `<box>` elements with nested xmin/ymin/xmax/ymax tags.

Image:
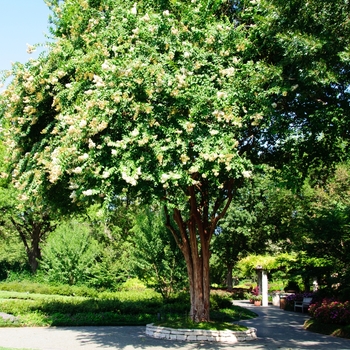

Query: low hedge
<box><xmin>0</xmin><ymin>283</ymin><xmax>257</xmax><ymax>327</ymax></box>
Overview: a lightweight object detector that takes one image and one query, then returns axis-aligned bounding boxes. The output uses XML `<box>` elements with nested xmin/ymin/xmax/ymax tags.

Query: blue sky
<box><xmin>0</xmin><ymin>1</ymin><xmax>51</xmax><ymax>73</ymax></box>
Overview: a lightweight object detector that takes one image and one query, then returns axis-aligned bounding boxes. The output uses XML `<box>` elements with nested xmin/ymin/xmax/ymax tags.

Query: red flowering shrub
<box><xmin>252</xmin><ymin>286</ymin><xmax>259</xmax><ymax>296</ymax></box>
<box><xmin>309</xmin><ymin>299</ymin><xmax>350</xmax><ymax>325</ymax></box>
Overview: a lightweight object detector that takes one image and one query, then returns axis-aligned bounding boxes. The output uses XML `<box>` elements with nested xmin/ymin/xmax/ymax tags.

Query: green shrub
<box><xmin>210</xmin><ymin>291</ymin><xmax>233</xmax><ymax>310</ymax></box>
<box><xmin>39</xmin><ymin>220</ymin><xmax>103</xmax><ymax>286</ymax></box>
<box><xmin>0</xmin><ymin>280</ymin><xmax>98</xmax><ymax>297</ymax></box>
<box><xmin>130</xmin><ymin>208</ymin><xmax>188</xmax><ymax>299</ymax></box>
<box><xmin>0</xmin><ymin>286</ymin><xmax>258</xmax><ymax>327</ymax></box>
<box><xmin>119</xmin><ymin>278</ymin><xmax>147</xmax><ymax>292</ymax></box>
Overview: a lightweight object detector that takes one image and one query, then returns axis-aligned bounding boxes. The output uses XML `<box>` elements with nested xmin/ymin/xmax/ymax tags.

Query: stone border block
<box><xmin>146</xmin><ymin>323</ymin><xmax>257</xmax><ymax>343</ymax></box>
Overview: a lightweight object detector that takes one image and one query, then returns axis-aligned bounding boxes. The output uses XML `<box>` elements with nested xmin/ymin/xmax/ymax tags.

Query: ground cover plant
<box><xmin>304</xmin><ymin>319</ymin><xmax>350</xmax><ymax>339</ymax></box>
<box><xmin>0</xmin><ymin>282</ymin><xmax>256</xmax><ymax>327</ymax></box>
<box><xmin>154</xmin><ymin>318</ymin><xmax>248</xmax><ymax>332</ymax></box>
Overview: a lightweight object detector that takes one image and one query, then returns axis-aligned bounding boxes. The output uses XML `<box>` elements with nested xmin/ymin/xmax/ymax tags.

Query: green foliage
<box><xmin>84</xmin><ymin>201</ymin><xmax>142</xmax><ymax>289</ymax></box>
<box><xmin>39</xmin><ymin>220</ymin><xmax>102</xmax><ymax>285</ymax></box>
<box><xmin>270</xmin><ymin>163</ymin><xmax>350</xmax><ymax>293</ymax></box>
<box><xmin>0</xmin><ymin>138</ymin><xmax>54</xmax><ymax>275</ymax></box>
<box><xmin>2</xmin><ymin>0</ymin><xmax>348</xmax><ymax>236</ymax></box>
<box><xmin>210</xmin><ymin>168</ymin><xmax>280</xmax><ymax>287</ymax></box>
<box><xmin>237</xmin><ymin>253</ymin><xmax>297</xmax><ymax>277</ymax></box>
<box><xmin>0</xmin><ymin>242</ymin><xmax>28</xmax><ymax>281</ymax></box>
<box><xmin>130</xmin><ymin>206</ymin><xmax>188</xmax><ymax>298</ymax></box>
<box><xmin>304</xmin><ymin>319</ymin><xmax>350</xmax><ymax>339</ymax></box>
<box><xmin>251</xmin><ymin>294</ymin><xmax>262</xmax><ymax>302</ymax></box>
<box><xmin>210</xmin><ymin>291</ymin><xmax>233</xmax><ymax>311</ymax></box>
<box><xmin>154</xmin><ymin>318</ymin><xmax>248</xmax><ymax>331</ymax></box>
<box><xmin>119</xmin><ymin>277</ymin><xmax>148</xmax><ymax>292</ymax></box>
<box><xmin>0</xmin><ymin>281</ymin><xmax>98</xmax><ymax>297</ymax></box>
<box><xmin>0</xmin><ymin>284</ymin><xmax>255</xmax><ymax>327</ymax></box>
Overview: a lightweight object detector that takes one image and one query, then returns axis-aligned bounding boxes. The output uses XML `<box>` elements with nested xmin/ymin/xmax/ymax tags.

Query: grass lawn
<box><xmin>153</xmin><ymin>318</ymin><xmax>249</xmax><ymax>331</ymax></box>
<box><xmin>0</xmin><ymin>286</ymin><xmax>257</xmax><ymax>328</ymax></box>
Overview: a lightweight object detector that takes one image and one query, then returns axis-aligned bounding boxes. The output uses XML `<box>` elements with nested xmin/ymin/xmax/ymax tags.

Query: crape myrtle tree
<box><xmin>1</xmin><ymin>0</ymin><xmax>349</xmax><ymax>321</ymax></box>
<box><xmin>0</xmin><ymin>138</ymin><xmax>55</xmax><ymax>274</ymax></box>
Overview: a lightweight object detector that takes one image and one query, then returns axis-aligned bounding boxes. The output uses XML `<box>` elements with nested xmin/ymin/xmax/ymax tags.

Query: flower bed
<box><xmin>309</xmin><ymin>299</ymin><xmax>350</xmax><ymax>325</ymax></box>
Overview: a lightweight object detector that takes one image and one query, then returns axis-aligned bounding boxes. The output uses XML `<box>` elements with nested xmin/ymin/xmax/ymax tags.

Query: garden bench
<box><xmin>294</xmin><ymin>297</ymin><xmax>312</xmax><ymax>313</ymax></box>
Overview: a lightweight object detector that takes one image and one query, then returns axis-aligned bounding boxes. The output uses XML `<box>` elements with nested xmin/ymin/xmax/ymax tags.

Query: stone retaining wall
<box><xmin>146</xmin><ymin>323</ymin><xmax>257</xmax><ymax>343</ymax></box>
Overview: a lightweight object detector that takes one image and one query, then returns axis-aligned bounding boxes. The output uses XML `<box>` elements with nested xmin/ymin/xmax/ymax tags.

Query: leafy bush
<box><xmin>304</xmin><ymin>318</ymin><xmax>350</xmax><ymax>339</ymax></box>
<box><xmin>39</xmin><ymin>220</ymin><xmax>102</xmax><ymax>286</ymax></box>
<box><xmin>0</xmin><ymin>280</ymin><xmax>98</xmax><ymax>297</ymax></box>
<box><xmin>119</xmin><ymin>278</ymin><xmax>147</xmax><ymax>292</ymax></box>
<box><xmin>130</xmin><ymin>208</ymin><xmax>188</xmax><ymax>299</ymax></box>
<box><xmin>0</xmin><ymin>284</ymin><xmax>258</xmax><ymax>327</ymax></box>
<box><xmin>284</xmin><ymin>280</ymin><xmax>300</xmax><ymax>293</ymax></box>
<box><xmin>309</xmin><ymin>299</ymin><xmax>350</xmax><ymax>325</ymax></box>
<box><xmin>210</xmin><ymin>291</ymin><xmax>233</xmax><ymax>310</ymax></box>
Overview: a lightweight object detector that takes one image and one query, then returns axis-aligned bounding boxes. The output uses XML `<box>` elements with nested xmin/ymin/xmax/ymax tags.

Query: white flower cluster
<box><xmin>48</xmin><ymin>147</ymin><xmax>63</xmax><ymax>183</ymax></box>
<box><xmin>188</xmin><ymin>165</ymin><xmax>199</xmax><ymax>174</ymax></box>
<box><xmin>131</xmin><ymin>3</ymin><xmax>137</xmax><ymax>15</ymax></box>
<box><xmin>180</xmin><ymin>154</ymin><xmax>190</xmax><ymax>164</ymax></box>
<box><xmin>101</xmin><ymin>60</ymin><xmax>116</xmax><ymax>72</ymax></box>
<box><xmin>78</xmin><ymin>153</ymin><xmax>89</xmax><ymax>162</ymax></box>
<box><xmin>121</xmin><ymin>166</ymin><xmax>141</xmax><ymax>186</ymax></box>
<box><xmin>217</xmin><ymin>91</ymin><xmax>227</xmax><ymax>99</ymax></box>
<box><xmin>26</xmin><ymin>43</ymin><xmax>36</xmax><ymax>54</ymax></box>
<box><xmin>82</xmin><ymin>189</ymin><xmax>94</xmax><ymax>196</ymax></box>
<box><xmin>220</xmin><ymin>67</ymin><xmax>235</xmax><ymax>77</ymax></box>
<box><xmin>184</xmin><ymin>121</ymin><xmax>196</xmax><ymax>133</ymax></box>
<box><xmin>160</xmin><ymin>172</ymin><xmax>181</xmax><ymax>183</ymax></box>
<box><xmin>93</xmin><ymin>75</ymin><xmax>104</xmax><ymax>87</ymax></box>
<box><xmin>242</xmin><ymin>170</ymin><xmax>252</xmax><ymax>178</ymax></box>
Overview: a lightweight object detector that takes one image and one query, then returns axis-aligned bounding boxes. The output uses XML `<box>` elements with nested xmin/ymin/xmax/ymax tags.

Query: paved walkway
<box><xmin>0</xmin><ymin>301</ymin><xmax>350</xmax><ymax>350</ymax></box>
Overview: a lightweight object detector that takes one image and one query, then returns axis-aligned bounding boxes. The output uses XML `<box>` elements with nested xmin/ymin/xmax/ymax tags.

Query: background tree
<box><xmin>286</xmin><ymin>163</ymin><xmax>350</xmax><ymax>295</ymax></box>
<box><xmin>85</xmin><ymin>201</ymin><xmax>137</xmax><ymax>288</ymax></box>
<box><xmin>1</xmin><ymin>0</ymin><xmax>349</xmax><ymax>321</ymax></box>
<box><xmin>211</xmin><ymin>170</ymin><xmax>271</xmax><ymax>290</ymax></box>
<box><xmin>131</xmin><ymin>205</ymin><xmax>187</xmax><ymax>299</ymax></box>
<box><xmin>0</xmin><ymin>137</ymin><xmax>56</xmax><ymax>274</ymax></box>
<box><xmin>40</xmin><ymin>219</ymin><xmax>101</xmax><ymax>285</ymax></box>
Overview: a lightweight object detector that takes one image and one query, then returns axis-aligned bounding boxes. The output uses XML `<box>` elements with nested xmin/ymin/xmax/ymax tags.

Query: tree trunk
<box><xmin>10</xmin><ymin>214</ymin><xmax>54</xmax><ymax>274</ymax></box>
<box><xmin>171</xmin><ymin>210</ymin><xmax>211</xmax><ymax>322</ymax></box>
<box><xmin>27</xmin><ymin>225</ymin><xmax>42</xmax><ymax>273</ymax></box>
<box><xmin>164</xmin><ymin>180</ymin><xmax>235</xmax><ymax>322</ymax></box>
<box><xmin>226</xmin><ymin>263</ymin><xmax>233</xmax><ymax>292</ymax></box>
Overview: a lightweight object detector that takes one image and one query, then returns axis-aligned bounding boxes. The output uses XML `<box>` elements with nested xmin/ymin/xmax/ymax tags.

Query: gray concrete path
<box><xmin>0</xmin><ymin>301</ymin><xmax>349</xmax><ymax>350</ymax></box>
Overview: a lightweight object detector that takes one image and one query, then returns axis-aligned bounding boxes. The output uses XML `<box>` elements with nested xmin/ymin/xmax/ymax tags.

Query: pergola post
<box><xmin>256</xmin><ymin>265</ymin><xmax>268</xmax><ymax>307</ymax></box>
